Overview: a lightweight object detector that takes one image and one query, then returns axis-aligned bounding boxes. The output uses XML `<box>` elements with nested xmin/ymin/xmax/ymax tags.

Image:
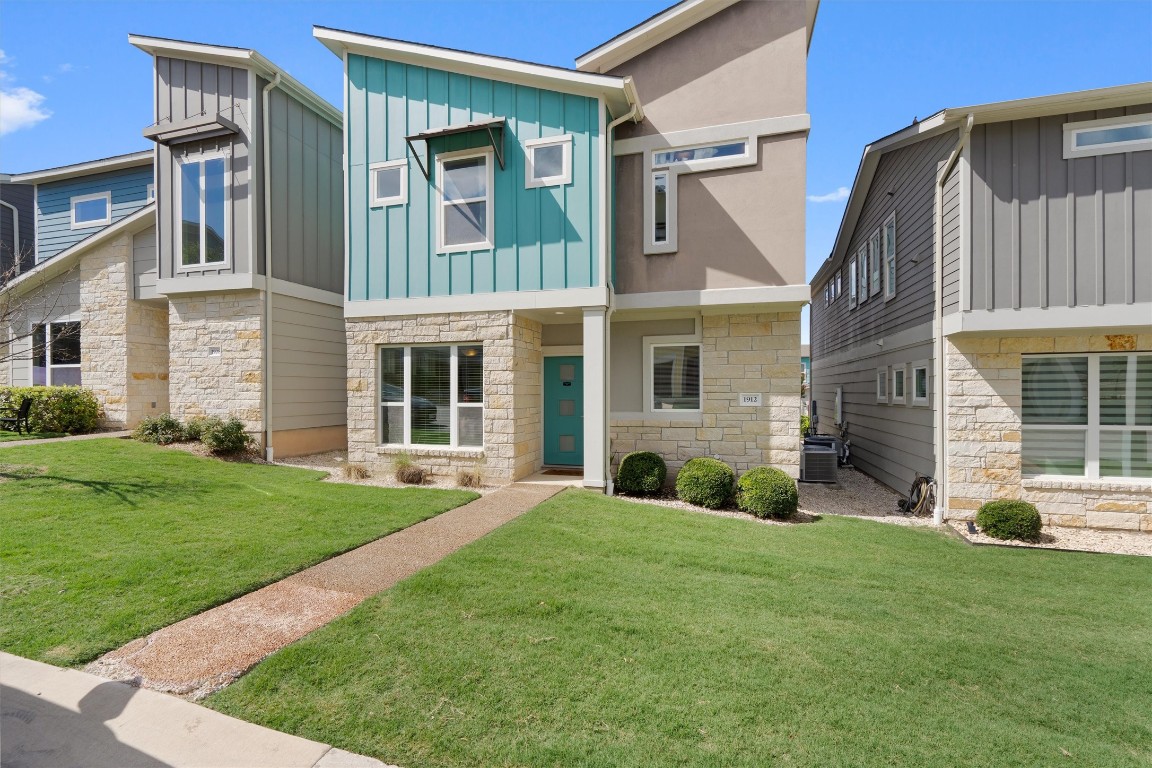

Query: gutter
<box><xmin>261</xmin><ymin>73</ymin><xmax>281</xmax><ymax>461</ymax></box>
<box><xmin>932</xmin><ymin>112</ymin><xmax>974</xmax><ymax>524</ymax></box>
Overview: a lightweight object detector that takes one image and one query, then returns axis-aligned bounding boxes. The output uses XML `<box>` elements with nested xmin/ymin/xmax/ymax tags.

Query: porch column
<box><xmin>582</xmin><ymin>305</ymin><xmax>610</xmax><ymax>491</ymax></box>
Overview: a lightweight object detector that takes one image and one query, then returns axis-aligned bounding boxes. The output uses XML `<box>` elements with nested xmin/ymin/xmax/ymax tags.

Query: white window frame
<box><xmin>848</xmin><ymin>256</ymin><xmax>858</xmax><ymax>308</ymax></box>
<box><xmin>876</xmin><ymin>368</ymin><xmax>888</xmax><ymax>403</ymax></box>
<box><xmin>650</xmin><ymin>138</ymin><xmax>754</xmax><ymax>174</ymax></box>
<box><xmin>146</xmin><ymin>183</ymin><xmax>156</xmax><ymax>202</ymax></box>
<box><xmin>882</xmin><ymin>212</ymin><xmax>897</xmax><ymax>300</ymax></box>
<box><xmin>835</xmin><ymin>271</ymin><xmax>842</xmax><ymax>300</ymax></box>
<box><xmin>369</xmin><ymin>159</ymin><xmax>408</xmax><ymax>207</ymax></box>
<box><xmin>32</xmin><ymin>319</ymin><xmax>82</xmax><ymax>386</ymax></box>
<box><xmin>646</xmin><ymin>169</ymin><xmax>677</xmax><ymax>254</ymax></box>
<box><xmin>892</xmin><ymin>365</ymin><xmax>906</xmax><ymax>405</ymax></box>
<box><xmin>524</xmin><ymin>134</ymin><xmax>572</xmax><ymax>189</ymax></box>
<box><xmin>378</xmin><ymin>343</ymin><xmax>484</xmax><ymax>449</ymax></box>
<box><xmin>175</xmin><ymin>151</ymin><xmax>232</xmax><ymax>271</ymax></box>
<box><xmin>869</xmin><ymin>229</ymin><xmax>882</xmax><ymax>297</ymax></box>
<box><xmin>912</xmin><ymin>364</ymin><xmax>930</xmax><ymax>406</ymax></box>
<box><xmin>436</xmin><ymin>147</ymin><xmax>494</xmax><ymax>254</ymax></box>
<box><xmin>1063</xmin><ymin>115</ymin><xmax>1152</xmax><ymax>159</ymax></box>
<box><xmin>857</xmin><ymin>245</ymin><xmax>868</xmax><ymax>304</ymax></box>
<box><xmin>824</xmin><ymin>283</ymin><xmax>830</xmax><ymax>306</ymax></box>
<box><xmin>644</xmin><ymin>333</ymin><xmax>703</xmax><ymax>414</ymax></box>
<box><xmin>70</xmin><ymin>192</ymin><xmax>111</xmax><ymax>229</ymax></box>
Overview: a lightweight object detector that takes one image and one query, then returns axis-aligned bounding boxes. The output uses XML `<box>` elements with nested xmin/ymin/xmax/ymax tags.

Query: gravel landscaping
<box><xmin>275</xmin><ymin>450</ymin><xmax>497</xmax><ymax>493</ymax></box>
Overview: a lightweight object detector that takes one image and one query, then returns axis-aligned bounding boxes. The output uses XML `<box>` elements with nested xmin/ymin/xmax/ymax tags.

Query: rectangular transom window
<box><xmin>1023</xmin><ymin>354</ymin><xmax>1152</xmax><ymax>479</ymax></box>
<box><xmin>650</xmin><ymin>344</ymin><xmax>701</xmax><ymax>412</ymax></box>
<box><xmin>1064</xmin><ymin>116</ymin><xmax>1152</xmax><ymax>158</ymax></box>
<box><xmin>437</xmin><ymin>150</ymin><xmax>492</xmax><ymax>252</ymax></box>
<box><xmin>178</xmin><ymin>155</ymin><xmax>228</xmax><ymax>268</ymax></box>
<box><xmin>379</xmin><ymin>344</ymin><xmax>484</xmax><ymax>448</ymax></box>
<box><xmin>32</xmin><ymin>321</ymin><xmax>82</xmax><ymax>386</ymax></box>
<box><xmin>71</xmin><ymin>192</ymin><xmax>110</xmax><ymax>229</ymax></box>
<box><xmin>652</xmin><ymin>140</ymin><xmax>748</xmax><ymax>168</ymax></box>
<box><xmin>370</xmin><ymin>160</ymin><xmax>408</xmax><ymax>207</ymax></box>
<box><xmin>524</xmin><ymin>135</ymin><xmax>572</xmax><ymax>188</ymax></box>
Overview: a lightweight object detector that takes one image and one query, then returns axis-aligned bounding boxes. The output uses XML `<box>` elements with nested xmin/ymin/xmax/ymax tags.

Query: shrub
<box><xmin>393</xmin><ymin>452</ymin><xmax>427</xmax><ymax>485</ymax></box>
<box><xmin>0</xmin><ymin>386</ymin><xmax>101</xmax><ymax>434</ymax></box>
<box><xmin>800</xmin><ymin>414</ymin><xmax>811</xmax><ymax>435</ymax></box>
<box><xmin>675</xmin><ymin>457</ymin><xmax>735</xmax><ymax>509</ymax></box>
<box><xmin>200</xmin><ymin>417</ymin><xmax>254</xmax><ymax>456</ymax></box>
<box><xmin>616</xmin><ymin>451</ymin><xmax>667</xmax><ymax>495</ymax></box>
<box><xmin>737</xmin><ymin>467</ymin><xmax>799</xmax><ymax>519</ymax></box>
<box><xmin>133</xmin><ymin>413</ymin><xmax>186</xmax><ymax>445</ymax></box>
<box><xmin>183</xmin><ymin>415</ymin><xmax>222</xmax><ymax>442</ymax></box>
<box><xmin>456</xmin><ymin>466</ymin><xmax>483</xmax><ymax>488</ymax></box>
<box><xmin>976</xmin><ymin>500</ymin><xmax>1042</xmax><ymax>542</ymax></box>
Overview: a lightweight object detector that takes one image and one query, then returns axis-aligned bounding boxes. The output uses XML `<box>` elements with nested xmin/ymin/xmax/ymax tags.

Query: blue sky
<box><xmin>2</xmin><ymin>0</ymin><xmax>1149</xmax><ymax>339</ymax></box>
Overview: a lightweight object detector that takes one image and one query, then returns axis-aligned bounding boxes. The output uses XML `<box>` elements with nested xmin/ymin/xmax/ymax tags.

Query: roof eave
<box><xmin>9</xmin><ymin>150</ymin><xmax>154</xmax><ymax>184</ymax></box>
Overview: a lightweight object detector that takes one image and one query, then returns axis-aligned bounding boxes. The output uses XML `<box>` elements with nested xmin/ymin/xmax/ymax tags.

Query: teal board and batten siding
<box><xmin>967</xmin><ymin>104</ymin><xmax>1152</xmax><ymax>312</ymax></box>
<box><xmin>346</xmin><ymin>54</ymin><xmax>601</xmax><ymax>301</ymax></box>
<box><xmin>35</xmin><ymin>167</ymin><xmax>153</xmax><ymax>263</ymax></box>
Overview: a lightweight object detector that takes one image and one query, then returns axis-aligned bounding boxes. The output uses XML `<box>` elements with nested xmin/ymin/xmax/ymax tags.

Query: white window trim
<box><xmin>649</xmin><ymin>137</ymin><xmax>756</xmax><ymax>174</ymax></box>
<box><xmin>869</xmin><ymin>229</ymin><xmax>882</xmax><ymax>297</ymax></box>
<box><xmin>883</xmin><ymin>212</ymin><xmax>897</xmax><ymax>301</ymax></box>
<box><xmin>175</xmin><ymin>151</ymin><xmax>232</xmax><ymax>271</ymax></box>
<box><xmin>33</xmin><ymin>320</ymin><xmax>82</xmax><ymax>386</ymax></box>
<box><xmin>835</xmin><ymin>272</ymin><xmax>842</xmax><ymax>299</ymax></box>
<box><xmin>146</xmin><ymin>183</ymin><xmax>156</xmax><ymax>202</ymax></box>
<box><xmin>378</xmin><ymin>343</ymin><xmax>484</xmax><ymax>450</ymax></box>
<box><xmin>435</xmin><ymin>147</ymin><xmax>494</xmax><ymax>254</ymax></box>
<box><xmin>369</xmin><ymin>159</ymin><xmax>409</xmax><ymax>207</ymax></box>
<box><xmin>912</xmin><ymin>364</ymin><xmax>930</xmax><ymax>406</ymax></box>
<box><xmin>848</xmin><ymin>256</ymin><xmax>858</xmax><ymax>308</ymax></box>
<box><xmin>856</xmin><ymin>245</ymin><xmax>868</xmax><ymax>304</ymax></box>
<box><xmin>524</xmin><ymin>134</ymin><xmax>572</xmax><ymax>189</ymax></box>
<box><xmin>643</xmin><ymin>332</ymin><xmax>703</xmax><ymax>415</ymax></box>
<box><xmin>876</xmin><ymin>368</ymin><xmax>888</xmax><ymax>403</ymax></box>
<box><xmin>891</xmin><ymin>365</ymin><xmax>906</xmax><ymax>405</ymax></box>
<box><xmin>1063</xmin><ymin>114</ymin><xmax>1152</xmax><ymax>159</ymax></box>
<box><xmin>70</xmin><ymin>192</ymin><xmax>111</xmax><ymax>229</ymax></box>
<box><xmin>646</xmin><ymin>169</ymin><xmax>677</xmax><ymax>254</ymax></box>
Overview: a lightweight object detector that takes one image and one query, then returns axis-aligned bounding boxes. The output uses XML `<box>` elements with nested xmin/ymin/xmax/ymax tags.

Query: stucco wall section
<box><xmin>167</xmin><ymin>291</ymin><xmax>264</xmax><ymax>435</ymax></box>
<box><xmin>612</xmin><ymin>311</ymin><xmax>801</xmax><ymax>478</ymax></box>
<box><xmin>946</xmin><ymin>333</ymin><xmax>1152</xmax><ymax>531</ymax></box>
<box><xmin>346</xmin><ymin>311</ymin><xmax>542</xmax><ymax>483</ymax></box>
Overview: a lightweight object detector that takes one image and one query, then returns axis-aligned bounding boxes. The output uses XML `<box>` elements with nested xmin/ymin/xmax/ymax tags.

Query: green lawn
<box><xmin>0</xmin><ymin>430</ymin><xmax>66</xmax><ymax>442</ymax></box>
<box><xmin>0</xmin><ymin>439</ymin><xmax>476</xmax><ymax>666</ymax></box>
<box><xmin>209</xmin><ymin>490</ymin><xmax>1152</xmax><ymax>768</ymax></box>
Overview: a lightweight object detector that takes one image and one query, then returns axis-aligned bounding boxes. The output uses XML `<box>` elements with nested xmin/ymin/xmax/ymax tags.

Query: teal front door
<box><xmin>543</xmin><ymin>356</ymin><xmax>584</xmax><ymax>466</ymax></box>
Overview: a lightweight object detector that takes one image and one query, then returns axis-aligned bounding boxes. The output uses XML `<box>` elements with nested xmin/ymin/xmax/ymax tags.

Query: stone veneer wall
<box><xmin>346</xmin><ymin>311</ymin><xmax>542</xmax><ymax>483</ymax></box>
<box><xmin>946</xmin><ymin>332</ymin><xmax>1152</xmax><ymax>531</ymax></box>
<box><xmin>611</xmin><ymin>311</ymin><xmax>802</xmax><ymax>478</ymax></box>
<box><xmin>125</xmin><ymin>300</ymin><xmax>169</xmax><ymax>427</ymax></box>
<box><xmin>168</xmin><ymin>291</ymin><xmax>264</xmax><ymax>437</ymax></box>
<box><xmin>79</xmin><ymin>232</ymin><xmax>133</xmax><ymax>427</ymax></box>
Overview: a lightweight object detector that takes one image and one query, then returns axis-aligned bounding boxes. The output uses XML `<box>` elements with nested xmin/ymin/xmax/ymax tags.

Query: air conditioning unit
<box><xmin>800</xmin><ymin>445</ymin><xmax>838</xmax><ymax>483</ymax></box>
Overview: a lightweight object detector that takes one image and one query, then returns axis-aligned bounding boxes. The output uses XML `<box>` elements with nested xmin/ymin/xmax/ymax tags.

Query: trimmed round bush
<box><xmin>183</xmin><ymin>415</ymin><xmax>222</xmax><ymax>442</ymax></box>
<box><xmin>133</xmin><ymin>413</ymin><xmax>186</xmax><ymax>445</ymax></box>
<box><xmin>0</xmin><ymin>385</ymin><xmax>101</xmax><ymax>435</ymax></box>
<box><xmin>976</xmin><ymin>500</ymin><xmax>1042</xmax><ymax>542</ymax></box>
<box><xmin>737</xmin><ymin>467</ymin><xmax>798</xmax><ymax>519</ymax></box>
<box><xmin>616</xmin><ymin>451</ymin><xmax>667</xmax><ymax>495</ymax></box>
<box><xmin>201</xmin><ymin>417</ymin><xmax>254</xmax><ymax>455</ymax></box>
<box><xmin>675</xmin><ymin>457</ymin><xmax>735</xmax><ymax>509</ymax></box>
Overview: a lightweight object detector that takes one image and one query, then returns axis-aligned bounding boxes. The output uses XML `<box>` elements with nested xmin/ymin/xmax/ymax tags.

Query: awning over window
<box><xmin>405</xmin><ymin>117</ymin><xmax>506</xmax><ymax>178</ymax></box>
<box><xmin>143</xmin><ymin>113</ymin><xmax>241</xmax><ymax>146</ymax></box>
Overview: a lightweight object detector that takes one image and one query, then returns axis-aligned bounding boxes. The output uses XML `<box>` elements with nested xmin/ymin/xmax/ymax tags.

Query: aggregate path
<box><xmin>86</xmin><ymin>483</ymin><xmax>563</xmax><ymax>700</ymax></box>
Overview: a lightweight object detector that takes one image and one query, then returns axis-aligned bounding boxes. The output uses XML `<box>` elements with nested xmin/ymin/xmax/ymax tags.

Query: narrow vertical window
<box><xmin>653</xmin><ymin>171</ymin><xmax>669</xmax><ymax>245</ymax></box>
<box><xmin>892</xmin><ymin>366</ymin><xmax>906</xmax><ymax>404</ymax></box>
<box><xmin>869</xmin><ymin>230</ymin><xmax>882</xmax><ymax>296</ymax></box>
<box><xmin>876</xmin><ymin>368</ymin><xmax>888</xmax><ymax>403</ymax></box>
<box><xmin>848</xmin><ymin>257</ymin><xmax>858</xmax><ymax>308</ymax></box>
<box><xmin>912</xmin><ymin>365</ymin><xmax>929</xmax><ymax>406</ymax></box>
<box><xmin>179</xmin><ymin>155</ymin><xmax>229</xmax><ymax>268</ymax></box>
<box><xmin>883</xmin><ymin>214</ymin><xmax>897</xmax><ymax>299</ymax></box>
<box><xmin>438</xmin><ymin>151</ymin><xmax>492</xmax><ymax>252</ymax></box>
<box><xmin>857</xmin><ymin>245</ymin><xmax>868</xmax><ymax>303</ymax></box>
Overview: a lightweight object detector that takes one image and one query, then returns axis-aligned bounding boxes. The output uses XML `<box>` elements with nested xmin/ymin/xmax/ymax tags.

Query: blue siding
<box><xmin>36</xmin><ymin>166</ymin><xmax>153</xmax><ymax>262</ymax></box>
<box><xmin>346</xmin><ymin>54</ymin><xmax>601</xmax><ymax>301</ymax></box>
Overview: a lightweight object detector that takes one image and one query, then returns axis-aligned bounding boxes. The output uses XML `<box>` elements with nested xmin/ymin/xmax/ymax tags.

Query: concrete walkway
<box><xmin>0</xmin><ymin>430</ymin><xmax>131</xmax><ymax>449</ymax></box>
<box><xmin>86</xmin><ymin>482</ymin><xmax>565</xmax><ymax>700</ymax></box>
<box><xmin>1</xmin><ymin>652</ymin><xmax>391</xmax><ymax>768</ymax></box>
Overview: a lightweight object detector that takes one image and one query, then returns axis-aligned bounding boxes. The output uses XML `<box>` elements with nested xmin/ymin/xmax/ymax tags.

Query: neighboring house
<box><xmin>0</xmin><ymin>175</ymin><xmax>36</xmax><ymax>278</ymax></box>
<box><xmin>800</xmin><ymin>343</ymin><xmax>810</xmax><ymax>416</ymax></box>
<box><xmin>810</xmin><ymin>83</ymin><xmax>1152</xmax><ymax>531</ymax></box>
<box><xmin>317</xmin><ymin>0</ymin><xmax>817</xmax><ymax>488</ymax></box>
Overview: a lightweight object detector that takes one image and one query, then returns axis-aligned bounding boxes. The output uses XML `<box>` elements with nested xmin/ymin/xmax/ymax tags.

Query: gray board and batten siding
<box><xmin>961</xmin><ymin>103</ymin><xmax>1152</xmax><ymax>314</ymax></box>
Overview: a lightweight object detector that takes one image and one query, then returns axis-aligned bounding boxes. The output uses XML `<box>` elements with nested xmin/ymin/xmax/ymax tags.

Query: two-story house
<box><xmin>317</xmin><ymin>0</ymin><xmax>817</xmax><ymax>488</ymax></box>
<box><xmin>810</xmin><ymin>84</ymin><xmax>1151</xmax><ymax>531</ymax></box>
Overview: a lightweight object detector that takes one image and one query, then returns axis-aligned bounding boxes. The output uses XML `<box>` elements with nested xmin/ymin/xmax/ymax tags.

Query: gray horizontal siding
<box><xmin>811</xmin><ymin>129</ymin><xmax>956</xmax><ymax>360</ymax></box>
<box><xmin>133</xmin><ymin>225</ymin><xmax>158</xmax><ymax>300</ymax></box>
<box><xmin>268</xmin><ymin>293</ymin><xmax>347</xmax><ymax>431</ymax></box>
<box><xmin>941</xmin><ymin>163</ymin><xmax>961</xmax><ymax>315</ymax></box>
<box><xmin>969</xmin><ymin>103</ymin><xmax>1152</xmax><ymax>310</ymax></box>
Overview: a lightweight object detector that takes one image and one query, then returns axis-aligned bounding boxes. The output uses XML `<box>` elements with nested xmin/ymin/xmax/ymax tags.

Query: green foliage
<box><xmin>737</xmin><ymin>467</ymin><xmax>799</xmax><ymax>519</ymax></box>
<box><xmin>675</xmin><ymin>457</ymin><xmax>735</xmax><ymax>509</ymax></box>
<box><xmin>0</xmin><ymin>386</ymin><xmax>101</xmax><ymax>435</ymax></box>
<box><xmin>132</xmin><ymin>413</ymin><xmax>187</xmax><ymax>445</ymax></box>
<box><xmin>800</xmin><ymin>414</ymin><xmax>811</xmax><ymax>434</ymax></box>
<box><xmin>616</xmin><ymin>451</ymin><xmax>667</xmax><ymax>495</ymax></box>
<box><xmin>183</xmin><ymin>415</ymin><xmax>222</xmax><ymax>442</ymax></box>
<box><xmin>976</xmin><ymin>500</ymin><xmax>1042</xmax><ymax>542</ymax></box>
<box><xmin>200</xmin><ymin>417</ymin><xmax>254</xmax><ymax>455</ymax></box>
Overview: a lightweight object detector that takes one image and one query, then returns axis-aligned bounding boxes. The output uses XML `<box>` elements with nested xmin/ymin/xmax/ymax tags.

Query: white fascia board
<box><xmin>313</xmin><ymin>27</ymin><xmax>632</xmax><ymax>116</ymax></box>
<box><xmin>942</xmin><ymin>303</ymin><xmax>1152</xmax><ymax>337</ymax></box>
<box><xmin>9</xmin><ymin>150</ymin><xmax>154</xmax><ymax>184</ymax></box>
<box><xmin>945</xmin><ymin>82</ymin><xmax>1152</xmax><ymax>126</ymax></box>
<box><xmin>575</xmin><ymin>0</ymin><xmax>741</xmax><ymax>73</ymax></box>
<box><xmin>614</xmin><ymin>284</ymin><xmax>810</xmax><ymax>314</ymax></box>
<box><xmin>344</xmin><ymin>287</ymin><xmax>611</xmax><ymax>319</ymax></box>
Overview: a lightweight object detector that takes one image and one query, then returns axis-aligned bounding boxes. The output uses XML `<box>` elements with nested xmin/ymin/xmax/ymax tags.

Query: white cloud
<box><xmin>0</xmin><ymin>49</ymin><xmax>51</xmax><ymax>136</ymax></box>
<box><xmin>807</xmin><ymin>186</ymin><xmax>850</xmax><ymax>203</ymax></box>
<box><xmin>58</xmin><ymin>63</ymin><xmax>74</xmax><ymax>74</ymax></box>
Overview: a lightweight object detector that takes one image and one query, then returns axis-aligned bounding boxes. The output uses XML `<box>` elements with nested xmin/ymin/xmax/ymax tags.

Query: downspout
<box><xmin>0</xmin><ymin>198</ymin><xmax>19</xmax><ymax>274</ymax></box>
<box><xmin>261</xmin><ymin>73</ymin><xmax>281</xmax><ymax>461</ymax></box>
<box><xmin>933</xmin><ymin>112</ymin><xmax>974</xmax><ymax>524</ymax></box>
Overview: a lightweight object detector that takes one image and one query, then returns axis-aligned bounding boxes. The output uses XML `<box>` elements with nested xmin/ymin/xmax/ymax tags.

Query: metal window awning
<box><xmin>404</xmin><ymin>117</ymin><xmax>505</xmax><ymax>179</ymax></box>
<box><xmin>143</xmin><ymin>113</ymin><xmax>241</xmax><ymax>146</ymax></box>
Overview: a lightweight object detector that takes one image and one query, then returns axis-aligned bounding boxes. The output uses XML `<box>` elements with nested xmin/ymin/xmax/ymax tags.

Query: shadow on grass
<box><xmin>0</xmin><ymin>466</ymin><xmax>197</xmax><ymax>507</ymax></box>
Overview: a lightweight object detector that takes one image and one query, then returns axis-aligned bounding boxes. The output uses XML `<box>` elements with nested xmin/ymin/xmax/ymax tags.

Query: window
<box><xmin>824</xmin><ymin>283</ymin><xmax>831</xmax><ymax>306</ymax></box>
<box><xmin>1022</xmin><ymin>354</ymin><xmax>1151</xmax><ymax>479</ymax></box>
<box><xmin>882</xmin><ymin>213</ymin><xmax>896</xmax><ymax>299</ymax></box>
<box><xmin>835</xmin><ymin>272</ymin><xmax>842</xmax><ymax>299</ymax></box>
<box><xmin>650</xmin><ymin>170</ymin><xmax>674</xmax><ymax>251</ymax></box>
<box><xmin>876</xmin><ymin>368</ymin><xmax>888</xmax><ymax>403</ymax></box>
<box><xmin>146</xmin><ymin>183</ymin><xmax>156</xmax><ymax>202</ymax></box>
<box><xmin>379</xmin><ymin>344</ymin><xmax>484</xmax><ymax>448</ymax></box>
<box><xmin>652</xmin><ymin>139</ymin><xmax>749</xmax><ymax>170</ymax></box>
<box><xmin>178</xmin><ymin>155</ymin><xmax>228</xmax><ymax>268</ymax></box>
<box><xmin>369</xmin><ymin>160</ymin><xmax>408</xmax><ymax>207</ymax></box>
<box><xmin>1064</xmin><ymin>116</ymin><xmax>1152</xmax><ymax>159</ymax></box>
<box><xmin>437</xmin><ymin>149</ymin><xmax>493</xmax><ymax>252</ymax></box>
<box><xmin>524</xmin><ymin>135</ymin><xmax>572</xmax><ymax>188</ymax></box>
<box><xmin>32</xmin><ymin>321</ymin><xmax>82</xmax><ymax>386</ymax></box>
<box><xmin>857</xmin><ymin>245</ymin><xmax>868</xmax><ymax>304</ymax></box>
<box><xmin>71</xmin><ymin>192</ymin><xmax>110</xmax><ymax>229</ymax></box>
<box><xmin>892</xmin><ymin>366</ymin><xmax>906</xmax><ymax>404</ymax></box>
<box><xmin>848</xmin><ymin>256</ymin><xmax>858</xmax><ymax>308</ymax></box>
<box><xmin>650</xmin><ymin>344</ymin><xmax>701</xmax><ymax>412</ymax></box>
<box><xmin>869</xmin><ymin>230</ymin><xmax>882</xmax><ymax>296</ymax></box>
<box><xmin>912</xmin><ymin>365</ymin><xmax>929</xmax><ymax>406</ymax></box>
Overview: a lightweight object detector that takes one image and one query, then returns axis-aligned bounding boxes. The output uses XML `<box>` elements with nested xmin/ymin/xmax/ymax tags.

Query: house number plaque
<box><xmin>738</xmin><ymin>393</ymin><xmax>762</xmax><ymax>406</ymax></box>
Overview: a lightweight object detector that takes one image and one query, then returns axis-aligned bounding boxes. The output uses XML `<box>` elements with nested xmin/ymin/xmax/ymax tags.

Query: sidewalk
<box><xmin>1</xmin><ymin>652</ymin><xmax>391</xmax><ymax>768</ymax></box>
